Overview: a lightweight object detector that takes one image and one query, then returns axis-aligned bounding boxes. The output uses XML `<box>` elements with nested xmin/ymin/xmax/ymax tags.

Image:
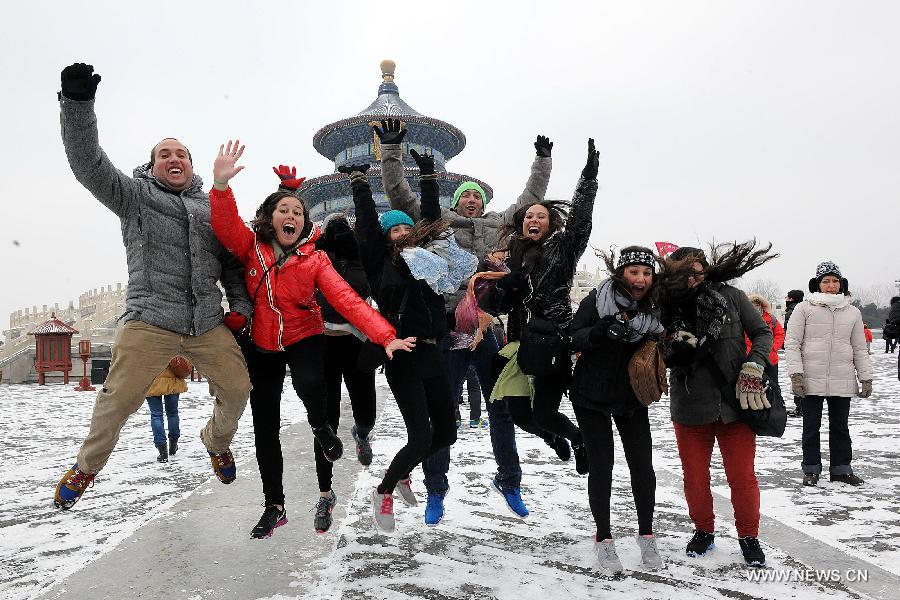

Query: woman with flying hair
<box><xmin>656</xmin><ymin>241</ymin><xmax>777</xmax><ymax>568</ymax></box>
<box><xmin>568</xmin><ymin>246</ymin><xmax>665</xmax><ymax>573</ymax></box>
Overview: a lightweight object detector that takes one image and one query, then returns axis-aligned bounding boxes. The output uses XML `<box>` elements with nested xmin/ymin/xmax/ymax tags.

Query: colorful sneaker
<box><xmin>686</xmin><ymin>530</ymin><xmax>715</xmax><ymax>557</ymax></box>
<box><xmin>739</xmin><ymin>536</ymin><xmax>766</xmax><ymax>567</ymax></box>
<box><xmin>351</xmin><ymin>425</ymin><xmax>373</xmax><ymax>466</ymax></box>
<box><xmin>250</xmin><ymin>504</ymin><xmax>288</xmax><ymax>539</ymax></box>
<box><xmin>490</xmin><ymin>477</ymin><xmax>529</xmax><ymax>518</ymax></box>
<box><xmin>314</xmin><ymin>490</ymin><xmax>337</xmax><ymax>533</ymax></box>
<box><xmin>396</xmin><ymin>477</ymin><xmax>418</xmax><ymax>507</ymax></box>
<box><xmin>208</xmin><ymin>449</ymin><xmax>236</xmax><ymax>484</ymax></box>
<box><xmin>372</xmin><ymin>489</ymin><xmax>395</xmax><ymax>532</ymax></box>
<box><xmin>424</xmin><ymin>493</ymin><xmax>445</xmax><ymax>526</ymax></box>
<box><xmin>469</xmin><ymin>418</ymin><xmax>489</xmax><ymax>429</ymax></box>
<box><xmin>53</xmin><ymin>464</ymin><xmax>95</xmax><ymax>510</ymax></box>
<box><xmin>594</xmin><ymin>538</ymin><xmax>624</xmax><ymax>574</ymax></box>
<box><xmin>313</xmin><ymin>425</ymin><xmax>343</xmax><ymax>462</ymax></box>
<box><xmin>637</xmin><ymin>534</ymin><xmax>663</xmax><ymax>570</ymax></box>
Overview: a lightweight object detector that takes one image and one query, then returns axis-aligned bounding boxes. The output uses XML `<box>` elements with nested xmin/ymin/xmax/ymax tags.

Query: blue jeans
<box><xmin>423</xmin><ymin>329</ymin><xmax>522</xmax><ymax>494</ymax></box>
<box><xmin>146</xmin><ymin>394</ymin><xmax>180</xmax><ymax>447</ymax></box>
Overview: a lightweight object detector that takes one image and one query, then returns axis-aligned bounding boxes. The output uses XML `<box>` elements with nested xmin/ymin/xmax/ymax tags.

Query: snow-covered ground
<box><xmin>1</xmin><ymin>351</ymin><xmax>898</xmax><ymax>599</ymax></box>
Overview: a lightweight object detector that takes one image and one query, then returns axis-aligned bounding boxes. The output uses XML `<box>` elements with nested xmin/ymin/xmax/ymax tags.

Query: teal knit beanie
<box><xmin>379</xmin><ymin>210</ymin><xmax>414</xmax><ymax>234</ymax></box>
<box><xmin>451</xmin><ymin>181</ymin><xmax>487</xmax><ymax>209</ymax></box>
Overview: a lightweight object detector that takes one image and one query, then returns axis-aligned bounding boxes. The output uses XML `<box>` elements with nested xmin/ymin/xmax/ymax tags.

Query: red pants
<box><xmin>673</xmin><ymin>419</ymin><xmax>760</xmax><ymax>538</ymax></box>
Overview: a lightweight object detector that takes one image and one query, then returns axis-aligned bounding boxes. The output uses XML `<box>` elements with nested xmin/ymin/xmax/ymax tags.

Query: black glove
<box><xmin>409</xmin><ymin>149</ymin><xmax>435</xmax><ymax>175</ymax></box>
<box><xmin>534</xmin><ymin>135</ymin><xmax>553</xmax><ymax>158</ymax></box>
<box><xmin>61</xmin><ymin>63</ymin><xmax>101</xmax><ymax>101</ymax></box>
<box><xmin>337</xmin><ymin>163</ymin><xmax>370</xmax><ymax>175</ymax></box>
<box><xmin>373</xmin><ymin>119</ymin><xmax>406</xmax><ymax>145</ymax></box>
<box><xmin>581</xmin><ymin>137</ymin><xmax>599</xmax><ymax>180</ymax></box>
<box><xmin>497</xmin><ymin>270</ymin><xmax>528</xmax><ymax>293</ymax></box>
<box><xmin>588</xmin><ymin>315</ymin><xmax>621</xmax><ymax>343</ymax></box>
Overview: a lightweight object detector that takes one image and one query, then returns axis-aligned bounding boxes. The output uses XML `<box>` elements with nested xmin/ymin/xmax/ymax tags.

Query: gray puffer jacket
<box><xmin>59</xmin><ymin>98</ymin><xmax>251</xmax><ymax>336</ymax></box>
<box><xmin>380</xmin><ymin>143</ymin><xmax>552</xmax><ymax>312</ymax></box>
<box><xmin>668</xmin><ymin>283</ymin><xmax>773</xmax><ymax>426</ymax></box>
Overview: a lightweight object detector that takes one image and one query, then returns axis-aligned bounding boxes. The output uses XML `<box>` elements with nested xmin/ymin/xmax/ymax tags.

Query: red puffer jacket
<box><xmin>210</xmin><ymin>187</ymin><xmax>395</xmax><ymax>351</ymax></box>
<box><xmin>744</xmin><ymin>310</ymin><xmax>784</xmax><ymax>365</ymax></box>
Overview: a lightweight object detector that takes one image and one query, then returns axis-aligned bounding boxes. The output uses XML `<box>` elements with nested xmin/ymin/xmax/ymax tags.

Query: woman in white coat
<box><xmin>784</xmin><ymin>261</ymin><xmax>873</xmax><ymax>487</ymax></box>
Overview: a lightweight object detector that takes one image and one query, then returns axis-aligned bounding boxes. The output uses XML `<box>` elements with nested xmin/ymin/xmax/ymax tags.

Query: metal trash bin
<box><xmin>91</xmin><ymin>358</ymin><xmax>111</xmax><ymax>384</ymax></box>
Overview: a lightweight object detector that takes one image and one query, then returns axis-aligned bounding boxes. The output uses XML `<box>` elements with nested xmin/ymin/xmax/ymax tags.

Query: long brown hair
<box><xmin>251</xmin><ymin>191</ymin><xmax>313</xmax><ymax>245</ymax></box>
<box><xmin>387</xmin><ymin>217</ymin><xmax>453</xmax><ymax>261</ymax></box>
<box><xmin>497</xmin><ymin>200</ymin><xmax>570</xmax><ymax>273</ymax></box>
<box><xmin>597</xmin><ymin>245</ymin><xmax>663</xmax><ymax>309</ymax></box>
<box><xmin>659</xmin><ymin>239</ymin><xmax>779</xmax><ymax>297</ymax></box>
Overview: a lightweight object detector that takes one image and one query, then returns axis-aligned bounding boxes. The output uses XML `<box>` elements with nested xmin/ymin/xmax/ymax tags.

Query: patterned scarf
<box><xmin>594</xmin><ymin>279</ymin><xmax>663</xmax><ymax>342</ymax></box>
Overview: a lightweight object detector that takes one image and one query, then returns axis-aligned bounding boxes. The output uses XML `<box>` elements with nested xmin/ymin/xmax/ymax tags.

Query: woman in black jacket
<box><xmin>345</xmin><ymin>156</ymin><xmax>474</xmax><ymax>533</ymax></box>
<box><xmin>494</xmin><ymin>139</ymin><xmax>599</xmax><ymax>474</ymax></box>
<box><xmin>569</xmin><ymin>246</ymin><xmax>664</xmax><ymax>574</ymax></box>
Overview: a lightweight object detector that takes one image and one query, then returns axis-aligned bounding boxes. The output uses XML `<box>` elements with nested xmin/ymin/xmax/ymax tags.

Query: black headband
<box><xmin>617</xmin><ymin>250</ymin><xmax>656</xmax><ymax>270</ymax></box>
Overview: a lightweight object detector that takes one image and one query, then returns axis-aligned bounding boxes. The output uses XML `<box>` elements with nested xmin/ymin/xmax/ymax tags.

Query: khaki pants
<box><xmin>76</xmin><ymin>320</ymin><xmax>251</xmax><ymax>473</ymax></box>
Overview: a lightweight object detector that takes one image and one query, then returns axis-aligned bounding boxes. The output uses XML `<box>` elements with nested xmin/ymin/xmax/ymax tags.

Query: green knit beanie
<box><xmin>451</xmin><ymin>181</ymin><xmax>487</xmax><ymax>209</ymax></box>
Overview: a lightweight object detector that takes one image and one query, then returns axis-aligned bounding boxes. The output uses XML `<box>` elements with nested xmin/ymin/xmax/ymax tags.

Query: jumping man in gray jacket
<box><xmin>53</xmin><ymin>63</ymin><xmax>253</xmax><ymax>510</ymax></box>
<box><xmin>374</xmin><ymin>119</ymin><xmax>553</xmax><ymax>522</ymax></box>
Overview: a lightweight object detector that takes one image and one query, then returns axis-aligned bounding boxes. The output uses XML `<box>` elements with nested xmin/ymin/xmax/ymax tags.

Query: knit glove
<box><xmin>409</xmin><ymin>149</ymin><xmax>435</xmax><ymax>175</ymax></box>
<box><xmin>272</xmin><ymin>165</ymin><xmax>306</xmax><ymax>191</ymax></box>
<box><xmin>373</xmin><ymin>119</ymin><xmax>406</xmax><ymax>144</ymax></box>
<box><xmin>224</xmin><ymin>311</ymin><xmax>249</xmax><ymax>335</ymax></box>
<box><xmin>582</xmin><ymin>138</ymin><xmax>599</xmax><ymax>179</ymax></box>
<box><xmin>736</xmin><ymin>362</ymin><xmax>769</xmax><ymax>410</ymax></box>
<box><xmin>337</xmin><ymin>163</ymin><xmax>371</xmax><ymax>189</ymax></box>
<box><xmin>61</xmin><ymin>63</ymin><xmax>101</xmax><ymax>101</ymax></box>
<box><xmin>859</xmin><ymin>380</ymin><xmax>873</xmax><ymax>398</ymax></box>
<box><xmin>790</xmin><ymin>373</ymin><xmax>806</xmax><ymax>398</ymax></box>
<box><xmin>534</xmin><ymin>135</ymin><xmax>553</xmax><ymax>158</ymax></box>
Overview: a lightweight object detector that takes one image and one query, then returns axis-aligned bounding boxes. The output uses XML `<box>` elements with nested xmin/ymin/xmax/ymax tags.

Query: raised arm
<box><xmin>341</xmin><ymin>164</ymin><xmax>385</xmax><ymax>286</ymax></box>
<box><xmin>411</xmin><ymin>149</ymin><xmax>441</xmax><ymax>222</ymax></box>
<box><xmin>558</xmin><ymin>138</ymin><xmax>600</xmax><ymax>264</ymax></box>
<box><xmin>209</xmin><ymin>140</ymin><xmax>254</xmax><ymax>262</ymax></box>
<box><xmin>59</xmin><ymin>63</ymin><xmax>138</xmax><ymax>217</ymax></box>
<box><xmin>374</xmin><ymin>119</ymin><xmax>422</xmax><ymax>221</ymax></box>
<box><xmin>500</xmin><ymin>135</ymin><xmax>554</xmax><ymax>222</ymax></box>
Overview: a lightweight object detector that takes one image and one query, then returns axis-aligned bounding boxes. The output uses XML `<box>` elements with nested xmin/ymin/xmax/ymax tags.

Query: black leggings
<box><xmin>505</xmin><ymin>396</ymin><xmax>555</xmax><ymax>444</ymax></box>
<box><xmin>532</xmin><ymin>367</ymin><xmax>582</xmax><ymax>446</ymax></box>
<box><xmin>378</xmin><ymin>345</ymin><xmax>457</xmax><ymax>494</ymax></box>
<box><xmin>249</xmin><ymin>336</ymin><xmax>328</xmax><ymax>506</ymax></box>
<box><xmin>573</xmin><ymin>403</ymin><xmax>656</xmax><ymax>540</ymax></box>
<box><xmin>315</xmin><ymin>334</ymin><xmax>377</xmax><ymax>492</ymax></box>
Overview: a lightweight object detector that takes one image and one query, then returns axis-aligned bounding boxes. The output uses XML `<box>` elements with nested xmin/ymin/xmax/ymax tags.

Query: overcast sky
<box><xmin>1</xmin><ymin>0</ymin><xmax>898</xmax><ymax>335</ymax></box>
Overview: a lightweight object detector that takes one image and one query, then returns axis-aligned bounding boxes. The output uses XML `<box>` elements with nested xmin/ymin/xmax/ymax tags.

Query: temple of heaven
<box><xmin>299</xmin><ymin>60</ymin><xmax>493</xmax><ymax>221</ymax></box>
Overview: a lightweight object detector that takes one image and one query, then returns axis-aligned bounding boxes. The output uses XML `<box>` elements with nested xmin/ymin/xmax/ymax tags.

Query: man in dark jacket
<box><xmin>784</xmin><ymin>289</ymin><xmax>805</xmax><ymax>416</ymax></box>
<box><xmin>54</xmin><ymin>63</ymin><xmax>252</xmax><ymax>511</ymax></box>
<box><xmin>885</xmin><ymin>296</ymin><xmax>900</xmax><ymax>353</ymax></box>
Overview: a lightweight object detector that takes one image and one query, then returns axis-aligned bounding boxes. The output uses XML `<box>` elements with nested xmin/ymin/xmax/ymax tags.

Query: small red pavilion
<box><xmin>30</xmin><ymin>315</ymin><xmax>79</xmax><ymax>385</ymax></box>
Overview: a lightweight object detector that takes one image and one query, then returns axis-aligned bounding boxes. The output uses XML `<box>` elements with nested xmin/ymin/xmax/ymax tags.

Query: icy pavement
<box><xmin>1</xmin><ymin>351</ymin><xmax>898</xmax><ymax>599</ymax></box>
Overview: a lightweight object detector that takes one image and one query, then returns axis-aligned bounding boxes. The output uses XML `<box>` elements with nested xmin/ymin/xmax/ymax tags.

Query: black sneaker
<box><xmin>250</xmin><ymin>504</ymin><xmax>288</xmax><ymax>539</ymax></box>
<box><xmin>788</xmin><ymin>408</ymin><xmax>803</xmax><ymax>418</ymax></box>
<box><xmin>739</xmin><ymin>536</ymin><xmax>766</xmax><ymax>567</ymax></box>
<box><xmin>546</xmin><ymin>435</ymin><xmax>571</xmax><ymax>462</ymax></box>
<box><xmin>155</xmin><ymin>443</ymin><xmax>168</xmax><ymax>463</ymax></box>
<box><xmin>352</xmin><ymin>425</ymin><xmax>373</xmax><ymax>466</ymax></box>
<box><xmin>313</xmin><ymin>425</ymin><xmax>344</xmax><ymax>462</ymax></box>
<box><xmin>686</xmin><ymin>530</ymin><xmax>715</xmax><ymax>557</ymax></box>
<box><xmin>802</xmin><ymin>473</ymin><xmax>819</xmax><ymax>486</ymax></box>
<box><xmin>314</xmin><ymin>490</ymin><xmax>337</xmax><ymax>533</ymax></box>
<box><xmin>572</xmin><ymin>443</ymin><xmax>589</xmax><ymax>475</ymax></box>
<box><xmin>830</xmin><ymin>473</ymin><xmax>864</xmax><ymax>486</ymax></box>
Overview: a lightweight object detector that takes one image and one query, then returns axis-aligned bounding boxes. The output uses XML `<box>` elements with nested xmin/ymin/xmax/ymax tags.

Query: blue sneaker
<box><xmin>424</xmin><ymin>493</ymin><xmax>445</xmax><ymax>526</ymax></box>
<box><xmin>491</xmin><ymin>478</ymin><xmax>529</xmax><ymax>518</ymax></box>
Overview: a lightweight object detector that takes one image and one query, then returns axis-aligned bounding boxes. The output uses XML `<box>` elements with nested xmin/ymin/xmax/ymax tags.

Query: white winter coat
<box><xmin>784</xmin><ymin>293</ymin><xmax>873</xmax><ymax>397</ymax></box>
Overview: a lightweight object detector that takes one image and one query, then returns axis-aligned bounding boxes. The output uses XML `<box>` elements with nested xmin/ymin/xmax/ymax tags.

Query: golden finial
<box><xmin>380</xmin><ymin>60</ymin><xmax>396</xmax><ymax>83</ymax></box>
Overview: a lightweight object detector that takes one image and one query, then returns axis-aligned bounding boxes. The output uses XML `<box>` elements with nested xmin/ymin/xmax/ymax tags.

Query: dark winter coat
<box><xmin>569</xmin><ymin>288</ymin><xmax>649</xmax><ymax>415</ymax></box>
<box><xmin>666</xmin><ymin>283</ymin><xmax>772</xmax><ymax>426</ymax></box>
<box><xmin>353</xmin><ymin>175</ymin><xmax>447</xmax><ymax>341</ymax></box>
<box><xmin>380</xmin><ymin>143</ymin><xmax>552</xmax><ymax>312</ymax></box>
<box><xmin>314</xmin><ymin>218</ymin><xmax>371</xmax><ymax>327</ymax></box>
<box><xmin>783</xmin><ymin>300</ymin><xmax>801</xmax><ymax>329</ymax></box>
<box><xmin>209</xmin><ymin>188</ymin><xmax>395</xmax><ymax>352</ymax></box>
<box><xmin>59</xmin><ymin>98</ymin><xmax>252</xmax><ymax>335</ymax></box>
<box><xmin>505</xmin><ymin>176</ymin><xmax>599</xmax><ymax>342</ymax></box>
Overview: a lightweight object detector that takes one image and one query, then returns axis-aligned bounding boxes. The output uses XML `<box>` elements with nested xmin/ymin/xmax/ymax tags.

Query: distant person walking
<box><xmin>785</xmin><ymin>261</ymin><xmax>873</xmax><ymax>487</ymax></box>
<box><xmin>145</xmin><ymin>357</ymin><xmax>191</xmax><ymax>463</ymax></box>
<box><xmin>783</xmin><ymin>290</ymin><xmax>805</xmax><ymax>417</ymax></box>
<box><xmin>884</xmin><ymin>296</ymin><xmax>900</xmax><ymax>353</ymax></box>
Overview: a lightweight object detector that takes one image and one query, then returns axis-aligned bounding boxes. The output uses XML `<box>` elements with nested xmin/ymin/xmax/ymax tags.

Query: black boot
<box><xmin>155</xmin><ymin>443</ymin><xmax>169</xmax><ymax>463</ymax></box>
<box><xmin>313</xmin><ymin>425</ymin><xmax>344</xmax><ymax>462</ymax></box>
<box><xmin>545</xmin><ymin>435</ymin><xmax>571</xmax><ymax>462</ymax></box>
<box><xmin>739</xmin><ymin>536</ymin><xmax>766</xmax><ymax>567</ymax></box>
<box><xmin>169</xmin><ymin>437</ymin><xmax>178</xmax><ymax>456</ymax></box>
<box><xmin>686</xmin><ymin>530</ymin><xmax>715</xmax><ymax>557</ymax></box>
<box><xmin>572</xmin><ymin>442</ymin><xmax>589</xmax><ymax>475</ymax></box>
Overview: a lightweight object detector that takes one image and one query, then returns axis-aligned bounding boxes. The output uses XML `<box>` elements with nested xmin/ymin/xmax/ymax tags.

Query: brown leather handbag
<box><xmin>628</xmin><ymin>338</ymin><xmax>668</xmax><ymax>406</ymax></box>
<box><xmin>168</xmin><ymin>356</ymin><xmax>193</xmax><ymax>379</ymax></box>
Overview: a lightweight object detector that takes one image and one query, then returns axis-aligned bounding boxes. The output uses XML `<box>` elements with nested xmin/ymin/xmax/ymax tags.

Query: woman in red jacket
<box><xmin>745</xmin><ymin>294</ymin><xmax>785</xmax><ymax>403</ymax></box>
<box><xmin>209</xmin><ymin>140</ymin><xmax>414</xmax><ymax>539</ymax></box>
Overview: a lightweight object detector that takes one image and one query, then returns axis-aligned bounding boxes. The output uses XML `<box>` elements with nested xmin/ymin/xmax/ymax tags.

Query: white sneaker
<box><xmin>396</xmin><ymin>477</ymin><xmax>418</xmax><ymax>507</ymax></box>
<box><xmin>594</xmin><ymin>538</ymin><xmax>624</xmax><ymax>574</ymax></box>
<box><xmin>636</xmin><ymin>534</ymin><xmax>663</xmax><ymax>570</ymax></box>
<box><xmin>372</xmin><ymin>489</ymin><xmax>395</xmax><ymax>532</ymax></box>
